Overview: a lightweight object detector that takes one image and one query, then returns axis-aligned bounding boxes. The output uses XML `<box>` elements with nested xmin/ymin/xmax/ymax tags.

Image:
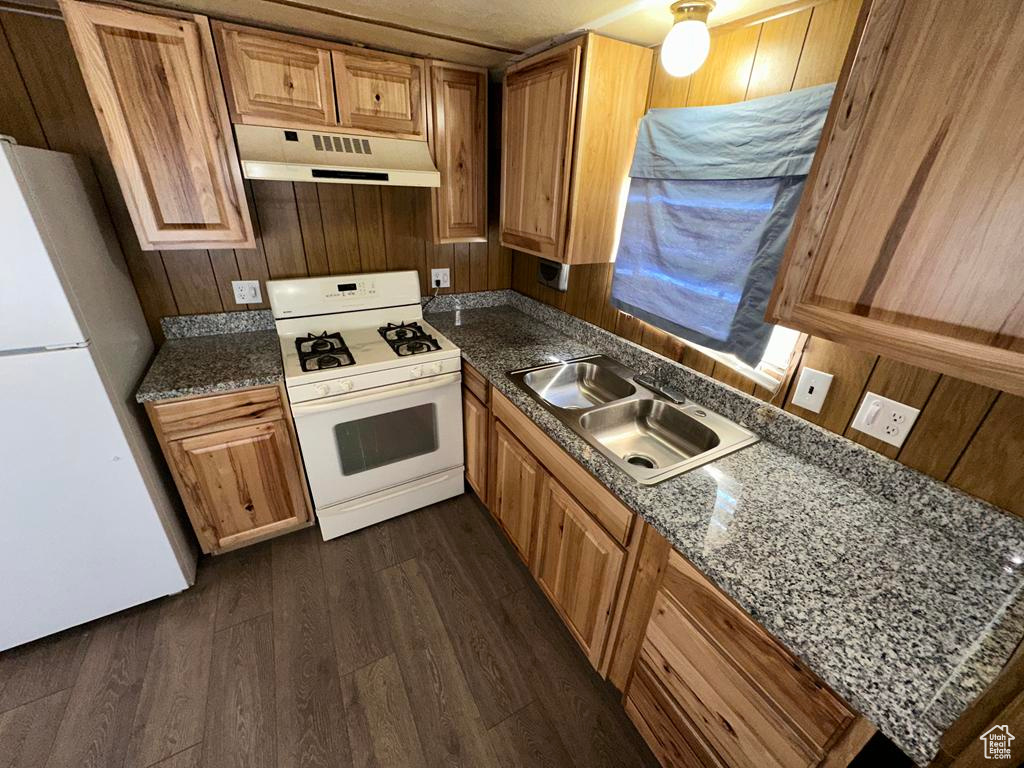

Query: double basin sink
<box><xmin>507</xmin><ymin>355</ymin><xmax>758</xmax><ymax>485</ymax></box>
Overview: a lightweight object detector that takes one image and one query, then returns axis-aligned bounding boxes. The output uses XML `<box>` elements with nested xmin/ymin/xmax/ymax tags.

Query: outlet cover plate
<box><xmin>430</xmin><ymin>268</ymin><xmax>450</xmax><ymax>288</ymax></box>
<box><xmin>851</xmin><ymin>391</ymin><xmax>920</xmax><ymax>448</ymax></box>
<box><xmin>790</xmin><ymin>367</ymin><xmax>833</xmax><ymax>413</ymax></box>
<box><xmin>231</xmin><ymin>280</ymin><xmax>262</xmax><ymax>304</ymax></box>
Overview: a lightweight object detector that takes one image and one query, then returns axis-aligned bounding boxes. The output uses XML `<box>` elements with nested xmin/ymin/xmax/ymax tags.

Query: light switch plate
<box><xmin>430</xmin><ymin>268</ymin><xmax>450</xmax><ymax>288</ymax></box>
<box><xmin>231</xmin><ymin>280</ymin><xmax>262</xmax><ymax>304</ymax></box>
<box><xmin>851</xmin><ymin>391</ymin><xmax>920</xmax><ymax>448</ymax></box>
<box><xmin>790</xmin><ymin>367</ymin><xmax>833</xmax><ymax>413</ymax></box>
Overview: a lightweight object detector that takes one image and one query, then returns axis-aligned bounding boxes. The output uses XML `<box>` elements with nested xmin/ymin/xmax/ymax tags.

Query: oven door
<box><xmin>290</xmin><ymin>372</ymin><xmax>463</xmax><ymax>508</ymax></box>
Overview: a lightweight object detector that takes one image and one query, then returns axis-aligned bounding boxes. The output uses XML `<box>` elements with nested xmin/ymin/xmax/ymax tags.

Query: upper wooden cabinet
<box><xmin>500</xmin><ymin>34</ymin><xmax>652</xmax><ymax>264</ymax></box>
<box><xmin>333</xmin><ymin>49</ymin><xmax>426</xmax><ymax>139</ymax></box>
<box><xmin>429</xmin><ymin>61</ymin><xmax>487</xmax><ymax>243</ymax></box>
<box><xmin>768</xmin><ymin>0</ymin><xmax>1024</xmax><ymax>396</ymax></box>
<box><xmin>213</xmin><ymin>23</ymin><xmax>337</xmax><ymax>129</ymax></box>
<box><xmin>61</xmin><ymin>1</ymin><xmax>253</xmax><ymax>250</ymax></box>
<box><xmin>211</xmin><ymin>22</ymin><xmax>428</xmax><ymax>140</ymax></box>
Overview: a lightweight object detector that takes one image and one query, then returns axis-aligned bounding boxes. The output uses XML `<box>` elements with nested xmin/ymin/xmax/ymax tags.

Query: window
<box><xmin>611</xmin><ymin>84</ymin><xmax>835</xmax><ymax>385</ymax></box>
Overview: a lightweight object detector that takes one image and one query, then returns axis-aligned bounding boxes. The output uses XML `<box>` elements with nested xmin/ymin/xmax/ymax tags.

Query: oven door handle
<box><xmin>291</xmin><ymin>372</ymin><xmax>462</xmax><ymax>415</ymax></box>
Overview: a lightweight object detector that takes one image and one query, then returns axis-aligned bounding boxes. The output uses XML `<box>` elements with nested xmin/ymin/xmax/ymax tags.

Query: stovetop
<box><xmin>294</xmin><ymin>331</ymin><xmax>355</xmax><ymax>372</ymax></box>
<box><xmin>378</xmin><ymin>322</ymin><xmax>443</xmax><ymax>357</ymax></box>
<box><xmin>275</xmin><ymin>316</ymin><xmax>460</xmax><ymax>389</ymax></box>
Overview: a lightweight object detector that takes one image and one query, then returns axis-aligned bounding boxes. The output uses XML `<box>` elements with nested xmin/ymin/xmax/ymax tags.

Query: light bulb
<box><xmin>661</xmin><ymin>18</ymin><xmax>711</xmax><ymax>77</ymax></box>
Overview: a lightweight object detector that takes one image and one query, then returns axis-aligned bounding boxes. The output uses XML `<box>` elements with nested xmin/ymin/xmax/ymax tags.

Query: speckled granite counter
<box><xmin>135</xmin><ymin>328</ymin><xmax>282</xmax><ymax>403</ymax></box>
<box><xmin>426</xmin><ymin>297</ymin><xmax>1024</xmax><ymax>766</ymax></box>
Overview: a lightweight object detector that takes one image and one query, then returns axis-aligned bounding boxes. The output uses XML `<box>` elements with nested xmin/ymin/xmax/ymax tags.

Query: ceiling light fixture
<box><xmin>661</xmin><ymin>1</ymin><xmax>715</xmax><ymax>78</ymax></box>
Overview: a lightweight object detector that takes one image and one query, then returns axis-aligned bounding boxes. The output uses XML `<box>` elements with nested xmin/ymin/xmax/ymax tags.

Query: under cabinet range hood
<box><xmin>235</xmin><ymin>124</ymin><xmax>440</xmax><ymax>188</ymax></box>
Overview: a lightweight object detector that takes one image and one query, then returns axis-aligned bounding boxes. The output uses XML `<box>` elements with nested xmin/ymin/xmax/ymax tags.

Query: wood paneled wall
<box><xmin>0</xmin><ymin>5</ymin><xmax>512</xmax><ymax>342</ymax></box>
<box><xmin>511</xmin><ymin>0</ymin><xmax>1024</xmax><ymax>517</ymax></box>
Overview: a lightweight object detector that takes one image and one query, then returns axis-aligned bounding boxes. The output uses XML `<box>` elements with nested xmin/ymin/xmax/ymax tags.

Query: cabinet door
<box><xmin>167</xmin><ymin>419</ymin><xmax>309</xmax><ymax>553</ymax></box>
<box><xmin>60</xmin><ymin>1</ymin><xmax>253</xmax><ymax>250</ymax></box>
<box><xmin>430</xmin><ymin>62</ymin><xmax>487</xmax><ymax>243</ymax></box>
<box><xmin>500</xmin><ymin>40</ymin><xmax>582</xmax><ymax>261</ymax></box>
<box><xmin>768</xmin><ymin>0</ymin><xmax>1024</xmax><ymax>396</ymax></box>
<box><xmin>333</xmin><ymin>49</ymin><xmax>426</xmax><ymax>138</ymax></box>
<box><xmin>462</xmin><ymin>386</ymin><xmax>488</xmax><ymax>500</ymax></box>
<box><xmin>491</xmin><ymin>421</ymin><xmax>540</xmax><ymax>561</ymax></box>
<box><xmin>214</xmin><ymin>23</ymin><xmax>337</xmax><ymax>129</ymax></box>
<box><xmin>533</xmin><ymin>474</ymin><xmax>626</xmax><ymax>666</ymax></box>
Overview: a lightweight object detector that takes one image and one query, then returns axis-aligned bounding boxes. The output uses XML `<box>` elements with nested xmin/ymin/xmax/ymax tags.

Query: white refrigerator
<box><xmin>0</xmin><ymin>139</ymin><xmax>196</xmax><ymax>651</ymax></box>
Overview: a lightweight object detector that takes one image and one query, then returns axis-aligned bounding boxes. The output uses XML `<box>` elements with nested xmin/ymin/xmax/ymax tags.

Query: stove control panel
<box><xmin>287</xmin><ymin>354</ymin><xmax>461</xmax><ymax>403</ymax></box>
<box><xmin>410</xmin><ymin>362</ymin><xmax>443</xmax><ymax>379</ymax></box>
<box><xmin>331</xmin><ymin>279</ymin><xmax>376</xmax><ymax>299</ymax></box>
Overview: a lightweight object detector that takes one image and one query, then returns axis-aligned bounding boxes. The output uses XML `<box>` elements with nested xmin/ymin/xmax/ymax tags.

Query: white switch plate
<box><xmin>430</xmin><ymin>268</ymin><xmax>450</xmax><ymax>288</ymax></box>
<box><xmin>851</xmin><ymin>391</ymin><xmax>920</xmax><ymax>448</ymax></box>
<box><xmin>231</xmin><ymin>280</ymin><xmax>262</xmax><ymax>304</ymax></box>
<box><xmin>790</xmin><ymin>367</ymin><xmax>833</xmax><ymax>414</ymax></box>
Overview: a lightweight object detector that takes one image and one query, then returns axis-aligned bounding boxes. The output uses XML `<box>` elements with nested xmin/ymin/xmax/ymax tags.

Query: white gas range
<box><xmin>267</xmin><ymin>271</ymin><xmax>464</xmax><ymax>540</ymax></box>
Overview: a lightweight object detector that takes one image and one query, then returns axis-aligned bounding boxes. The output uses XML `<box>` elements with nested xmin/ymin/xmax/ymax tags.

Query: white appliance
<box><xmin>0</xmin><ymin>139</ymin><xmax>195</xmax><ymax>651</ymax></box>
<box><xmin>267</xmin><ymin>271</ymin><xmax>464</xmax><ymax>540</ymax></box>
<box><xmin>236</xmin><ymin>124</ymin><xmax>441</xmax><ymax>187</ymax></box>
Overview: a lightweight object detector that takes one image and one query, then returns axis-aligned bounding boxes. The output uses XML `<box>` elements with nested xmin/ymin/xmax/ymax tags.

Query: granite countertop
<box><xmin>133</xmin><ymin>298</ymin><xmax>1024</xmax><ymax>763</ymax></box>
<box><xmin>135</xmin><ymin>329</ymin><xmax>282</xmax><ymax>403</ymax></box>
<box><xmin>426</xmin><ymin>301</ymin><xmax>1024</xmax><ymax>766</ymax></box>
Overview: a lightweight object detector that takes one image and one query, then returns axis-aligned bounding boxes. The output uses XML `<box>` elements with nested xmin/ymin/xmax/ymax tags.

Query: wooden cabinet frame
<box><xmin>429</xmin><ymin>60</ymin><xmax>488</xmax><ymax>243</ymax></box>
<box><xmin>61</xmin><ymin>0</ymin><xmax>254</xmax><ymax>250</ymax></box>
<box><xmin>213</xmin><ymin>21</ymin><xmax>338</xmax><ymax>130</ymax></box>
<box><xmin>767</xmin><ymin>0</ymin><xmax>1024</xmax><ymax>395</ymax></box>
<box><xmin>146</xmin><ymin>383</ymin><xmax>312</xmax><ymax>554</ymax></box>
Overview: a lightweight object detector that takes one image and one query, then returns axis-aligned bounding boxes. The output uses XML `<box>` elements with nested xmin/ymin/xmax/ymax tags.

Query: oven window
<box><xmin>333</xmin><ymin>403</ymin><xmax>438</xmax><ymax>475</ymax></box>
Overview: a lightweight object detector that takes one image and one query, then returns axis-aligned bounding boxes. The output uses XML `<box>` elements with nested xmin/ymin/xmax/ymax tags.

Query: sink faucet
<box><xmin>634</xmin><ymin>374</ymin><xmax>689</xmax><ymax>405</ymax></box>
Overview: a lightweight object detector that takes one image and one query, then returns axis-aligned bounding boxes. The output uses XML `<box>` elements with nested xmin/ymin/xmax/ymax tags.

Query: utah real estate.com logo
<box><xmin>979</xmin><ymin>725</ymin><xmax>1014</xmax><ymax>760</ymax></box>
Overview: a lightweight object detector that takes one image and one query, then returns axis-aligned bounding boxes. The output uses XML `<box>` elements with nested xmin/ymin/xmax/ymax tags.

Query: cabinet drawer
<box><xmin>626</xmin><ymin>659</ymin><xmax>726</xmax><ymax>768</ymax></box>
<box><xmin>149</xmin><ymin>386</ymin><xmax>284</xmax><ymax>441</ymax></box>
<box><xmin>462</xmin><ymin>360</ymin><xmax>489</xmax><ymax>404</ymax></box>
<box><xmin>661</xmin><ymin>552</ymin><xmax>852</xmax><ymax>752</ymax></box>
<box><xmin>641</xmin><ymin>589</ymin><xmax>819</xmax><ymax>768</ymax></box>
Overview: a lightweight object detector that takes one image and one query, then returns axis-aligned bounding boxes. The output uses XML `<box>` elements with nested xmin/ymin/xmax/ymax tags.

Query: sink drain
<box><xmin>624</xmin><ymin>453</ymin><xmax>657</xmax><ymax>469</ymax></box>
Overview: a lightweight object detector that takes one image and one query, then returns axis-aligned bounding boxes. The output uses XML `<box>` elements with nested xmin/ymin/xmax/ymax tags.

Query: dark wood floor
<box><xmin>0</xmin><ymin>493</ymin><xmax>658</xmax><ymax>768</ymax></box>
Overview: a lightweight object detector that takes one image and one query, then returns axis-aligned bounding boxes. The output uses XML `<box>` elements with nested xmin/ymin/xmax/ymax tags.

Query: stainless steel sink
<box><xmin>522</xmin><ymin>360</ymin><xmax>635</xmax><ymax>409</ymax></box>
<box><xmin>507</xmin><ymin>355</ymin><xmax>758</xmax><ymax>484</ymax></box>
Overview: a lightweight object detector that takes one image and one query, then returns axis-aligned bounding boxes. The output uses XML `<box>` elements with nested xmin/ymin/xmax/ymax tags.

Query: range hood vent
<box><xmin>235</xmin><ymin>124</ymin><xmax>440</xmax><ymax>188</ymax></box>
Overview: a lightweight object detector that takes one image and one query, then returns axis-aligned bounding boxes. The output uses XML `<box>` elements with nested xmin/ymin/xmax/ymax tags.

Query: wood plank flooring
<box><xmin>0</xmin><ymin>494</ymin><xmax>658</xmax><ymax>768</ymax></box>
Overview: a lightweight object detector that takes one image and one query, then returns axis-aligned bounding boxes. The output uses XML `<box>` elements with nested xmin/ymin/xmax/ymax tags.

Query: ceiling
<box><xmin>150</xmin><ymin>0</ymin><xmax>792</xmax><ymax>68</ymax></box>
<box><xmin>281</xmin><ymin>0</ymin><xmax>789</xmax><ymax>51</ymax></box>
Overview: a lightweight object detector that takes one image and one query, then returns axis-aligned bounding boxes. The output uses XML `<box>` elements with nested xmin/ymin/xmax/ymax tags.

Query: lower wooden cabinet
<box><xmin>462</xmin><ymin>385</ymin><xmax>488</xmax><ymax>498</ymax></box>
<box><xmin>624</xmin><ymin>548</ymin><xmax>870</xmax><ymax>768</ymax></box>
<box><xmin>491</xmin><ymin>421</ymin><xmax>541</xmax><ymax>561</ymax></box>
<box><xmin>146</xmin><ymin>385</ymin><xmax>312</xmax><ymax>554</ymax></box>
<box><xmin>533</xmin><ymin>474</ymin><xmax>626</xmax><ymax>666</ymax></box>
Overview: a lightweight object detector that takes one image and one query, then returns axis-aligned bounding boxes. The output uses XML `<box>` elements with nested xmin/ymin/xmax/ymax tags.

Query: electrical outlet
<box><xmin>790</xmin><ymin>367</ymin><xmax>833</xmax><ymax>414</ymax></box>
<box><xmin>430</xmin><ymin>268</ymin><xmax>450</xmax><ymax>288</ymax></box>
<box><xmin>850</xmin><ymin>391</ymin><xmax>920</xmax><ymax>448</ymax></box>
<box><xmin>231</xmin><ymin>280</ymin><xmax>262</xmax><ymax>304</ymax></box>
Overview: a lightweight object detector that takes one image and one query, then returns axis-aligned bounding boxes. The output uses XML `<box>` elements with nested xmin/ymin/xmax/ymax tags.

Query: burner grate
<box><xmin>295</xmin><ymin>331</ymin><xmax>355</xmax><ymax>371</ymax></box>
<box><xmin>378</xmin><ymin>322</ymin><xmax>441</xmax><ymax>357</ymax></box>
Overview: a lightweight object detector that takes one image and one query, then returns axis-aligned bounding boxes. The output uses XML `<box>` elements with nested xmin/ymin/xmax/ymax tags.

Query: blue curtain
<box><xmin>611</xmin><ymin>84</ymin><xmax>835</xmax><ymax>366</ymax></box>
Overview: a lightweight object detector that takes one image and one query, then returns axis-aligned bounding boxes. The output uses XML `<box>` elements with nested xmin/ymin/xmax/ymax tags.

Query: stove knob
<box><xmin>410</xmin><ymin>365</ymin><xmax>422</xmax><ymax>379</ymax></box>
<box><xmin>427</xmin><ymin>362</ymin><xmax>442</xmax><ymax>375</ymax></box>
<box><xmin>314</xmin><ymin>383</ymin><xmax>330</xmax><ymax>396</ymax></box>
<box><xmin>338</xmin><ymin>379</ymin><xmax>354</xmax><ymax>393</ymax></box>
